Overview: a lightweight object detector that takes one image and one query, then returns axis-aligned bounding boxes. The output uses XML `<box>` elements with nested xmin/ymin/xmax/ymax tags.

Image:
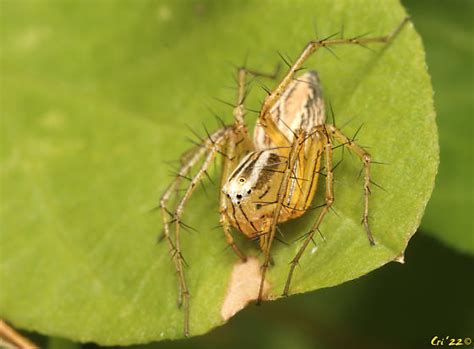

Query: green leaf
<box><xmin>403</xmin><ymin>0</ymin><xmax>474</xmax><ymax>254</ymax></box>
<box><xmin>0</xmin><ymin>0</ymin><xmax>437</xmax><ymax>345</ymax></box>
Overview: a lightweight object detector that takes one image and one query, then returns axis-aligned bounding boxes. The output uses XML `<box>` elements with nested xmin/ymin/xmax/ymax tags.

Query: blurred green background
<box><xmin>1</xmin><ymin>0</ymin><xmax>473</xmax><ymax>348</ymax></box>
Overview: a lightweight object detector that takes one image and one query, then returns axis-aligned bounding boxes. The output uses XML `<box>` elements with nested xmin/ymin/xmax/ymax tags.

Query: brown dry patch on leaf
<box><xmin>220</xmin><ymin>257</ymin><xmax>270</xmax><ymax>321</ymax></box>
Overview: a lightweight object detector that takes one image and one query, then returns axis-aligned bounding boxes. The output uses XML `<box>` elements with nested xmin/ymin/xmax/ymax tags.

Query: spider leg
<box><xmin>327</xmin><ymin>124</ymin><xmax>374</xmax><ymax>245</ymax></box>
<box><xmin>233</xmin><ymin>65</ymin><xmax>280</xmax><ymax>127</ymax></box>
<box><xmin>295</xmin><ymin>130</ymin><xmax>325</xmax><ymax>213</ymax></box>
<box><xmin>235</xmin><ymin>64</ymin><xmax>292</xmax><ymax>153</ymax></box>
<box><xmin>283</xmin><ymin>127</ymin><xmax>334</xmax><ymax>296</ymax></box>
<box><xmin>216</xmin><ymin>66</ymin><xmax>281</xmax><ymax>261</ymax></box>
<box><xmin>257</xmin><ymin>130</ymin><xmax>305</xmax><ymax>303</ymax></box>
<box><xmin>160</xmin><ymin>141</ymin><xmax>211</xmax><ymax>305</ymax></box>
<box><xmin>259</xmin><ymin>18</ymin><xmax>409</xmax><ymax>122</ymax></box>
<box><xmin>160</xmin><ymin>65</ymin><xmax>277</xmax><ymax>335</ymax></box>
<box><xmin>159</xmin><ymin>126</ymin><xmax>232</xmax><ymax>337</ymax></box>
<box><xmin>219</xmin><ymin>130</ymin><xmax>247</xmax><ymax>262</ymax></box>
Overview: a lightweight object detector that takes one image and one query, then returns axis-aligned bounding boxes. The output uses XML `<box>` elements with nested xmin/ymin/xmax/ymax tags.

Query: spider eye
<box><xmin>236</xmin><ymin>194</ymin><xmax>242</xmax><ymax>199</ymax></box>
<box><xmin>239</xmin><ymin>178</ymin><xmax>245</xmax><ymax>183</ymax></box>
<box><xmin>247</xmin><ymin>189</ymin><xmax>252</xmax><ymax>194</ymax></box>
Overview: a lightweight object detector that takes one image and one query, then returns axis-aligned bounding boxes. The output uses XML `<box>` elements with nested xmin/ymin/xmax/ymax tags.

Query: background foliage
<box><xmin>0</xmin><ymin>0</ymin><xmax>472</xmax><ymax>348</ymax></box>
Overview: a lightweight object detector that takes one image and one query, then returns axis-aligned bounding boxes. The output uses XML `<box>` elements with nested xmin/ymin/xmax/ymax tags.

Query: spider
<box><xmin>159</xmin><ymin>18</ymin><xmax>409</xmax><ymax>337</ymax></box>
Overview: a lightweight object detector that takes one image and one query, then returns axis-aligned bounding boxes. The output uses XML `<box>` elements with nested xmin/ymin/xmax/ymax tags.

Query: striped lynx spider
<box><xmin>160</xmin><ymin>18</ymin><xmax>409</xmax><ymax>336</ymax></box>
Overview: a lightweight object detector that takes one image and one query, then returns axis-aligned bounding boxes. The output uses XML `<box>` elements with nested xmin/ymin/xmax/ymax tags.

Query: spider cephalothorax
<box><xmin>222</xmin><ymin>149</ymin><xmax>286</xmax><ymax>238</ymax></box>
<box><xmin>159</xmin><ymin>18</ymin><xmax>409</xmax><ymax>336</ymax></box>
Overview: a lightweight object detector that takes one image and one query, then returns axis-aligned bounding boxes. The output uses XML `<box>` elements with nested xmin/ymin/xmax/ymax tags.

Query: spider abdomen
<box><xmin>254</xmin><ymin>71</ymin><xmax>325</xmax><ymax>150</ymax></box>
